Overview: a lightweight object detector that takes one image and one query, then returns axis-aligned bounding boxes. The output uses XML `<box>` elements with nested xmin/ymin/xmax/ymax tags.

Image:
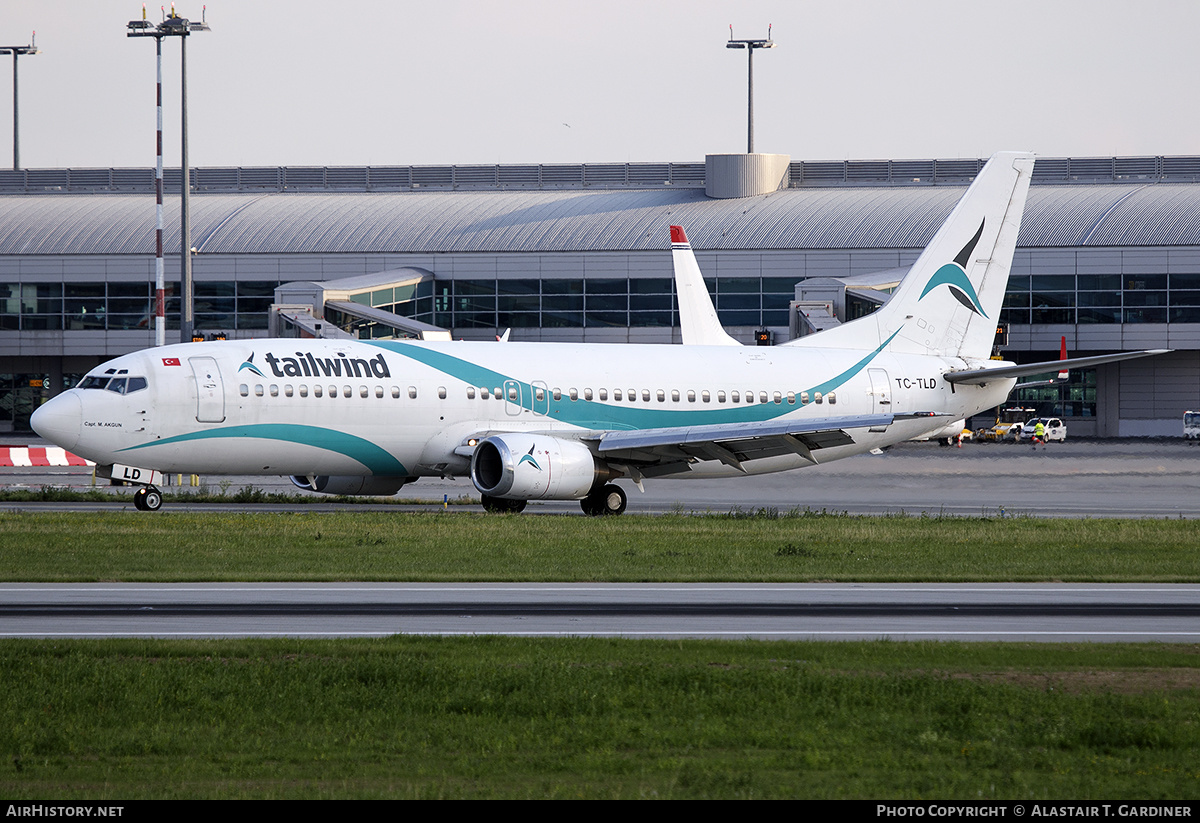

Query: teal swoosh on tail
<box><xmin>920</xmin><ymin>263</ymin><xmax>988</xmax><ymax>317</ymax></box>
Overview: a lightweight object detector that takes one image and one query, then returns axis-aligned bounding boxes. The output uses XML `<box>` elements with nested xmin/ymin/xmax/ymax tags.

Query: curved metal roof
<box><xmin>4</xmin><ymin>183</ymin><xmax>1200</xmax><ymax>256</ymax></box>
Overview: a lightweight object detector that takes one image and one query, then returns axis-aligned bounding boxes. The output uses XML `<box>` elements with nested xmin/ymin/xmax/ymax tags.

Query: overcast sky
<box><xmin>1</xmin><ymin>0</ymin><xmax>1195</xmax><ymax>169</ymax></box>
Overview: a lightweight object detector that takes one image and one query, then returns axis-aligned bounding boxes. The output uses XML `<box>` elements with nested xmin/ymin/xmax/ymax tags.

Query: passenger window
<box><xmin>341</xmin><ymin>385</ymin><xmax>351</xmax><ymax>397</ymax></box>
<box><xmin>390</xmin><ymin>387</ymin><xmax>398</xmax><ymax>399</ymax></box>
<box><xmin>628</xmin><ymin>389</ymin><xmax>636</xmax><ymax>402</ymax></box>
<box><xmin>801</xmin><ymin>391</ymin><xmax>809</xmax><ymax>404</ymax></box>
<box><xmin>687</xmin><ymin>390</ymin><xmax>695</xmax><ymax>402</ymax></box>
<box><xmin>614</xmin><ymin>389</ymin><xmax>623</xmax><ymax>401</ymax></box>
<box><xmin>285</xmin><ymin>385</ymin><xmax>294</xmax><ymax>397</ymax></box>
<box><xmin>493</xmin><ymin>387</ymin><xmax>501</xmax><ymax>399</ymax></box>
<box><xmin>702</xmin><ymin>391</ymin><xmax>710</xmax><ymax>403</ymax></box>
<box><xmin>671</xmin><ymin>389</ymin><xmax>680</xmax><ymax>402</ymax></box>
<box><xmin>599</xmin><ymin>389</ymin><xmax>608</xmax><ymax>401</ymax></box>
<box><xmin>815</xmin><ymin>392</ymin><xmax>823</xmax><ymax>404</ymax></box>
<box><xmin>270</xmin><ymin>385</ymin><xmax>279</xmax><ymax>397</ymax></box>
<box><xmin>759</xmin><ymin>391</ymin><xmax>768</xmax><ymax>404</ymax></box>
<box><xmin>438</xmin><ymin>386</ymin><xmax>447</xmax><ymax>400</ymax></box>
<box><xmin>360</xmin><ymin>386</ymin><xmax>369</xmax><ymax>398</ymax></box>
<box><xmin>467</xmin><ymin>387</ymin><xmax>476</xmax><ymax>399</ymax></box>
<box><xmin>569</xmin><ymin>389</ymin><xmax>578</xmax><ymax>401</ymax></box>
<box><xmin>717</xmin><ymin>391</ymin><xmax>726</xmax><ymax>403</ymax></box>
<box><xmin>534</xmin><ymin>388</ymin><xmax>543</xmax><ymax>401</ymax></box>
<box><xmin>657</xmin><ymin>389</ymin><xmax>665</xmax><ymax>403</ymax></box>
<box><xmin>375</xmin><ymin>386</ymin><xmax>383</xmax><ymax>399</ymax></box>
<box><xmin>409</xmin><ymin>387</ymin><xmax>418</xmax><ymax>399</ymax></box>
<box><xmin>239</xmin><ymin>384</ymin><xmax>249</xmax><ymax>397</ymax></box>
<box><xmin>481</xmin><ymin>387</ymin><xmax>490</xmax><ymax>399</ymax></box>
<box><xmin>746</xmin><ymin>390</ymin><xmax>755</xmax><ymax>404</ymax></box>
<box><xmin>828</xmin><ymin>392</ymin><xmax>836</xmax><ymax>405</ymax></box>
<box><xmin>300</xmin><ymin>384</ymin><xmax>308</xmax><ymax>397</ymax></box>
<box><xmin>787</xmin><ymin>391</ymin><xmax>795</xmax><ymax>405</ymax></box>
<box><xmin>508</xmin><ymin>387</ymin><xmax>518</xmax><ymax>401</ymax></box>
<box><xmin>641</xmin><ymin>389</ymin><xmax>650</xmax><ymax>402</ymax></box>
<box><xmin>773</xmin><ymin>391</ymin><xmax>782</xmax><ymax>404</ymax></box>
<box><xmin>584</xmin><ymin>388</ymin><xmax>593</xmax><ymax>401</ymax></box>
<box><xmin>731</xmin><ymin>391</ymin><xmax>740</xmax><ymax>403</ymax></box>
<box><xmin>314</xmin><ymin>385</ymin><xmax>323</xmax><ymax>398</ymax></box>
<box><xmin>255</xmin><ymin>385</ymin><xmax>264</xmax><ymax>397</ymax></box>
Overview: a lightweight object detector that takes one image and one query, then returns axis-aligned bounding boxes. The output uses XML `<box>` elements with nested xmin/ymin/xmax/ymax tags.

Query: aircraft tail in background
<box><xmin>670</xmin><ymin>225</ymin><xmax>741</xmax><ymax>347</ymax></box>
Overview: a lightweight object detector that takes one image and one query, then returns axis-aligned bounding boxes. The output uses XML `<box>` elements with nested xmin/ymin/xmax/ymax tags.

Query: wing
<box><xmin>591</xmin><ymin>413</ymin><xmax>899</xmax><ymax>476</ymax></box>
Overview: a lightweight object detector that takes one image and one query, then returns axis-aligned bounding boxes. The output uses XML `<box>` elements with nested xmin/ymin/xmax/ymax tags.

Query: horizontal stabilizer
<box><xmin>944</xmin><ymin>349</ymin><xmax>1171</xmax><ymax>385</ymax></box>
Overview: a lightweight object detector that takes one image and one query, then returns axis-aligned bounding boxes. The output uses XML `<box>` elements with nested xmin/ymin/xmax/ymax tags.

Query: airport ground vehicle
<box><xmin>977</xmin><ymin>407</ymin><xmax>1037</xmax><ymax>442</ymax></box>
<box><xmin>1018</xmin><ymin>417</ymin><xmax>1067</xmax><ymax>443</ymax></box>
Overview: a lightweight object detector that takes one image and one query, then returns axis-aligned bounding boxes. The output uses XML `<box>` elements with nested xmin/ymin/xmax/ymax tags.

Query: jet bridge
<box><xmin>272</xmin><ymin>267</ymin><xmax>452</xmax><ymax>341</ymax></box>
<box><xmin>789</xmin><ymin>269</ymin><xmax>905</xmax><ymax>339</ymax></box>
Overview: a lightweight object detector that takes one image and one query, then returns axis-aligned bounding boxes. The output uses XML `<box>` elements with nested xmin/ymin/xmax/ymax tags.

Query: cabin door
<box><xmin>189</xmin><ymin>356</ymin><xmax>226</xmax><ymax>423</ymax></box>
<box><xmin>867</xmin><ymin>368</ymin><xmax>891</xmax><ymax>432</ymax></box>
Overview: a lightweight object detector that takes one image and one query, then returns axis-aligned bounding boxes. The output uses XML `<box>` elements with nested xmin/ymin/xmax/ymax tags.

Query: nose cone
<box><xmin>30</xmin><ymin>392</ymin><xmax>82</xmax><ymax>452</ymax></box>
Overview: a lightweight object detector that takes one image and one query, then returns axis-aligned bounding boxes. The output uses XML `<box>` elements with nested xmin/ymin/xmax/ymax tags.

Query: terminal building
<box><xmin>3</xmin><ymin>153</ymin><xmax>1200</xmax><ymax>436</ymax></box>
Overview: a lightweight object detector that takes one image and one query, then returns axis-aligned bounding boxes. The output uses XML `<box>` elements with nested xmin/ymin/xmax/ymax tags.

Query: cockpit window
<box><xmin>81</xmin><ymin>375</ymin><xmax>147</xmax><ymax>394</ymax></box>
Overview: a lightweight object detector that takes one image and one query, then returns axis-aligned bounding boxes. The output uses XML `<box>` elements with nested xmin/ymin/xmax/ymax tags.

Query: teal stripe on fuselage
<box><xmin>118</xmin><ymin>424</ymin><xmax>409</xmax><ymax>475</ymax></box>
<box><xmin>369</xmin><ymin>333</ymin><xmax>897</xmax><ymax>431</ymax></box>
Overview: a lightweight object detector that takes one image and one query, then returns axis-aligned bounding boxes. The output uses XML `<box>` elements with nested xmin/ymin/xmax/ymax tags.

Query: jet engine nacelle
<box><xmin>471</xmin><ymin>433</ymin><xmax>608</xmax><ymax>500</ymax></box>
<box><xmin>289</xmin><ymin>475</ymin><xmax>414</xmax><ymax>496</ymax></box>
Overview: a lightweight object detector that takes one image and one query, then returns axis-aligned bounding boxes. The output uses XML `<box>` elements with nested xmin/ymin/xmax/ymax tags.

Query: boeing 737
<box><xmin>30</xmin><ymin>152</ymin><xmax>1167</xmax><ymax>513</ymax></box>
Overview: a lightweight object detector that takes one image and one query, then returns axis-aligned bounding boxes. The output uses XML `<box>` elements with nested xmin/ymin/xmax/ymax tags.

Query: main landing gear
<box><xmin>580</xmin><ymin>483</ymin><xmax>627</xmax><ymax>517</ymax></box>
<box><xmin>132</xmin><ymin>485</ymin><xmax>163</xmax><ymax>512</ymax></box>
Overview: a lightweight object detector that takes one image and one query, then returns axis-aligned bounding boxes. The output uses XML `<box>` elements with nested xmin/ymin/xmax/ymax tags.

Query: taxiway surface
<box><xmin>2</xmin><ymin>583</ymin><xmax>1198</xmax><ymax>641</ymax></box>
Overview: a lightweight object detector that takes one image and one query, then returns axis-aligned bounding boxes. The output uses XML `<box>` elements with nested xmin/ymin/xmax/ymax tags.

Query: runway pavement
<box><xmin>3</xmin><ymin>436</ymin><xmax>1199</xmax><ymax>518</ymax></box>
<box><xmin>3</xmin><ymin>582</ymin><xmax>1199</xmax><ymax>641</ymax></box>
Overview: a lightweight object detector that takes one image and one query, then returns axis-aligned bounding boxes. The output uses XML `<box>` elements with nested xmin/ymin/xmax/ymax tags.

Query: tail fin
<box><xmin>789</xmin><ymin>151</ymin><xmax>1035</xmax><ymax>359</ymax></box>
<box><xmin>670</xmin><ymin>225</ymin><xmax>741</xmax><ymax>346</ymax></box>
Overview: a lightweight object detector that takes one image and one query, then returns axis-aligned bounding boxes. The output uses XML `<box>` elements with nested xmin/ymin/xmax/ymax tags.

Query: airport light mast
<box><xmin>0</xmin><ymin>33</ymin><xmax>40</xmax><ymax>171</ymax></box>
<box><xmin>127</xmin><ymin>4</ymin><xmax>210</xmax><ymax>347</ymax></box>
<box><xmin>726</xmin><ymin>24</ymin><xmax>775</xmax><ymax>154</ymax></box>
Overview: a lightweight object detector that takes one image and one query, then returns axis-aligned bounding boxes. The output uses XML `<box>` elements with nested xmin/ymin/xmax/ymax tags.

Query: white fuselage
<box><xmin>34</xmin><ymin>337</ymin><xmax>1014</xmax><ymax>483</ymax></box>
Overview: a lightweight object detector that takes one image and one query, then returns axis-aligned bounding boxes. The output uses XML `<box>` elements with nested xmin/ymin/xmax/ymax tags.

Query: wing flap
<box><xmin>596</xmin><ymin>413</ymin><xmax>892</xmax><ymax>470</ymax></box>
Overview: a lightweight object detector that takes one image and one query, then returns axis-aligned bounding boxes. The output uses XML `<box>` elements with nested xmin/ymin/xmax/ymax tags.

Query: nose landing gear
<box><xmin>133</xmin><ymin>485</ymin><xmax>163</xmax><ymax>512</ymax></box>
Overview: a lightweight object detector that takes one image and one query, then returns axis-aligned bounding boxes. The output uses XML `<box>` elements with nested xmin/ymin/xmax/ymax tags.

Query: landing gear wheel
<box><xmin>133</xmin><ymin>485</ymin><xmax>163</xmax><ymax>512</ymax></box>
<box><xmin>480</xmin><ymin>494</ymin><xmax>527</xmax><ymax>514</ymax></box>
<box><xmin>581</xmin><ymin>483</ymin><xmax>627</xmax><ymax>516</ymax></box>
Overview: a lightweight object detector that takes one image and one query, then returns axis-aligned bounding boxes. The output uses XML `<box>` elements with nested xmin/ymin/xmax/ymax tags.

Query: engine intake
<box><xmin>471</xmin><ymin>433</ymin><xmax>608</xmax><ymax>500</ymax></box>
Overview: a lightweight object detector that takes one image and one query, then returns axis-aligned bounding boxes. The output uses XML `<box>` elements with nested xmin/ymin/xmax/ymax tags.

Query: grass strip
<box><xmin>2</xmin><ymin>637</ymin><xmax>1198</xmax><ymax>799</ymax></box>
<box><xmin>1</xmin><ymin>510</ymin><xmax>1197</xmax><ymax>582</ymax></box>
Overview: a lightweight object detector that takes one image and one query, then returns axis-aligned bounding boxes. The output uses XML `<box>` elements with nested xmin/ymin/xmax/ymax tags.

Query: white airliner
<box><xmin>30</xmin><ymin>152</ymin><xmax>1166</xmax><ymax>514</ymax></box>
